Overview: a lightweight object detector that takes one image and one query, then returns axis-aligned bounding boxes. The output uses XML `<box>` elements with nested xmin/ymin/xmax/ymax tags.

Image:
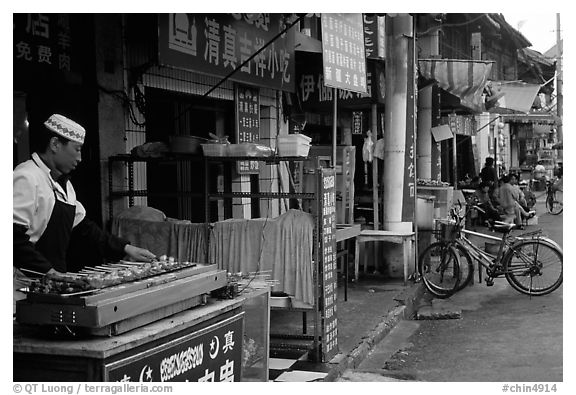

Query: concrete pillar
<box><xmin>382</xmin><ymin>14</ymin><xmax>413</xmax><ymax>232</ymax></box>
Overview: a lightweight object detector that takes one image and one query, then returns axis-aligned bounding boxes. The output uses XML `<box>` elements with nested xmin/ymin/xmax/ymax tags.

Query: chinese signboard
<box><xmin>235</xmin><ymin>84</ymin><xmax>260</xmax><ymax>173</ymax></box>
<box><xmin>13</xmin><ymin>14</ymin><xmax>74</xmax><ymax>73</ymax></box>
<box><xmin>363</xmin><ymin>15</ymin><xmax>385</xmax><ymax>59</ymax></box>
<box><xmin>320</xmin><ymin>14</ymin><xmax>367</xmax><ymax>94</ymax></box>
<box><xmin>443</xmin><ymin>115</ymin><xmax>476</xmax><ymax>136</ymax></box>
<box><xmin>158</xmin><ymin>14</ymin><xmax>296</xmax><ymax>92</ymax></box>
<box><xmin>105</xmin><ymin>313</ymin><xmax>244</xmax><ymax>382</ymax></box>
<box><xmin>402</xmin><ymin>37</ymin><xmax>416</xmax><ymax>223</ymax></box>
<box><xmin>352</xmin><ymin>112</ymin><xmax>363</xmax><ymax>135</ymax></box>
<box><xmin>318</xmin><ymin>168</ymin><xmax>338</xmax><ymax>362</ymax></box>
<box><xmin>296</xmin><ymin>54</ymin><xmax>384</xmax><ymax>111</ymax></box>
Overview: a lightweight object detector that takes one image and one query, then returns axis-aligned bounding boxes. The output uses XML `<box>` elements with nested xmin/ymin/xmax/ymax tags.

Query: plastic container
<box><xmin>277</xmin><ymin>133</ymin><xmax>311</xmax><ymax>157</ymax></box>
<box><xmin>277</xmin><ymin>143</ymin><xmax>311</xmax><ymax>157</ymax></box>
<box><xmin>201</xmin><ymin>143</ymin><xmax>228</xmax><ymax>156</ymax></box>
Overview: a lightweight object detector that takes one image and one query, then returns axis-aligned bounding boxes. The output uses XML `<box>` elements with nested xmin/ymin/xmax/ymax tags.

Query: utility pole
<box><xmin>556</xmin><ymin>13</ymin><xmax>563</xmax><ymax>143</ymax></box>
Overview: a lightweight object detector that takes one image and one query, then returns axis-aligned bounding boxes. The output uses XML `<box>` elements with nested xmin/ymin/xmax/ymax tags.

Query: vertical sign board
<box><xmin>105</xmin><ymin>313</ymin><xmax>244</xmax><ymax>382</ymax></box>
<box><xmin>235</xmin><ymin>84</ymin><xmax>260</xmax><ymax>174</ymax></box>
<box><xmin>320</xmin><ymin>14</ymin><xmax>368</xmax><ymax>94</ymax></box>
<box><xmin>402</xmin><ymin>35</ymin><xmax>416</xmax><ymax>223</ymax></box>
<box><xmin>318</xmin><ymin>168</ymin><xmax>338</xmax><ymax>362</ymax></box>
<box><xmin>363</xmin><ymin>14</ymin><xmax>385</xmax><ymax>60</ymax></box>
<box><xmin>352</xmin><ymin>112</ymin><xmax>363</xmax><ymax>135</ymax></box>
<box><xmin>158</xmin><ymin>14</ymin><xmax>296</xmax><ymax>92</ymax></box>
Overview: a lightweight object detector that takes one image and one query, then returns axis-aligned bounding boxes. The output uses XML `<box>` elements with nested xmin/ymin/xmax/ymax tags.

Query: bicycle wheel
<box><xmin>502</xmin><ymin>239</ymin><xmax>563</xmax><ymax>296</ymax></box>
<box><xmin>546</xmin><ymin>190</ymin><xmax>563</xmax><ymax>215</ymax></box>
<box><xmin>418</xmin><ymin>242</ymin><xmax>461</xmax><ymax>298</ymax></box>
<box><xmin>452</xmin><ymin>242</ymin><xmax>475</xmax><ymax>291</ymax></box>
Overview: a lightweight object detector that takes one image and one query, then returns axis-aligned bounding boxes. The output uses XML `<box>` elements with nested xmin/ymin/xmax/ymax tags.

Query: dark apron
<box><xmin>32</xmin><ymin>160</ymin><xmax>76</xmax><ymax>272</ymax></box>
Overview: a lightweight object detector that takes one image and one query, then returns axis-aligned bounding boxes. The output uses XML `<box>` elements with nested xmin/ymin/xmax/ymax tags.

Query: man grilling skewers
<box><xmin>13</xmin><ymin>114</ymin><xmax>156</xmax><ymax>313</ymax></box>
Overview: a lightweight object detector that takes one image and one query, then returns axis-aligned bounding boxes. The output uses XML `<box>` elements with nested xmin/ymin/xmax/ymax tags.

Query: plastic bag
<box><xmin>362</xmin><ymin>130</ymin><xmax>374</xmax><ymax>163</ymax></box>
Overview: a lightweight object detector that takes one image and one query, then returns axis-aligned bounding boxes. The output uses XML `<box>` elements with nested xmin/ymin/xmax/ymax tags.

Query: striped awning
<box><xmin>419</xmin><ymin>59</ymin><xmax>494</xmax><ymax>113</ymax></box>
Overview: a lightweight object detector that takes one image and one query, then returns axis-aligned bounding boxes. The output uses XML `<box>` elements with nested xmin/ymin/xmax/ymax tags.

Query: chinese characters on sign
<box><xmin>352</xmin><ymin>112</ymin><xmax>363</xmax><ymax>135</ymax></box>
<box><xmin>363</xmin><ymin>15</ymin><xmax>385</xmax><ymax>59</ymax></box>
<box><xmin>13</xmin><ymin>14</ymin><xmax>73</xmax><ymax>72</ymax></box>
<box><xmin>105</xmin><ymin>313</ymin><xmax>244</xmax><ymax>382</ymax></box>
<box><xmin>320</xmin><ymin>14</ymin><xmax>367</xmax><ymax>94</ymax></box>
<box><xmin>159</xmin><ymin>14</ymin><xmax>296</xmax><ymax>92</ymax></box>
<box><xmin>236</xmin><ymin>85</ymin><xmax>260</xmax><ymax>174</ymax></box>
<box><xmin>319</xmin><ymin>169</ymin><xmax>338</xmax><ymax>361</ymax></box>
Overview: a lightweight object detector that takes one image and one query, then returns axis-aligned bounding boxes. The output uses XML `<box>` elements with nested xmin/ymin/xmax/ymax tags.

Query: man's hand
<box><xmin>124</xmin><ymin>245</ymin><xmax>156</xmax><ymax>262</ymax></box>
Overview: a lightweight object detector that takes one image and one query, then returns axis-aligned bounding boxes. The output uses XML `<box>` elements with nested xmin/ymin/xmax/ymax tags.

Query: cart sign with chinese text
<box><xmin>318</xmin><ymin>168</ymin><xmax>338</xmax><ymax>361</ymax></box>
<box><xmin>321</xmin><ymin>14</ymin><xmax>367</xmax><ymax>94</ymax></box>
<box><xmin>159</xmin><ymin>14</ymin><xmax>295</xmax><ymax>92</ymax></box>
<box><xmin>13</xmin><ymin>14</ymin><xmax>75</xmax><ymax>73</ymax></box>
<box><xmin>105</xmin><ymin>313</ymin><xmax>244</xmax><ymax>382</ymax></box>
<box><xmin>236</xmin><ymin>85</ymin><xmax>260</xmax><ymax>173</ymax></box>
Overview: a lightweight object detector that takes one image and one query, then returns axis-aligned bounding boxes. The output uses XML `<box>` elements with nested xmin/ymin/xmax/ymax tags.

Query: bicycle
<box><xmin>546</xmin><ymin>178</ymin><xmax>563</xmax><ymax>215</ymax></box>
<box><xmin>418</xmin><ymin>203</ymin><xmax>563</xmax><ymax>298</ymax></box>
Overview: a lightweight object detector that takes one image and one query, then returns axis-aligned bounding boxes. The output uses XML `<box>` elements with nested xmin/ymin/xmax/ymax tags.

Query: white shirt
<box><xmin>13</xmin><ymin>152</ymin><xmax>86</xmax><ymax>244</ymax></box>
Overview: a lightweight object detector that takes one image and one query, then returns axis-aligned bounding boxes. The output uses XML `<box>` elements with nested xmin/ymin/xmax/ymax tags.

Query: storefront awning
<box><xmin>500</xmin><ymin>112</ymin><xmax>559</xmax><ymax>125</ymax></box>
<box><xmin>419</xmin><ymin>59</ymin><xmax>494</xmax><ymax>113</ymax></box>
<box><xmin>488</xmin><ymin>81</ymin><xmax>541</xmax><ymax>114</ymax></box>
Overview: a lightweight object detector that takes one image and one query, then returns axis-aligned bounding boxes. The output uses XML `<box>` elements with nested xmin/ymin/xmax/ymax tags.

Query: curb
<box><xmin>323</xmin><ymin>281</ymin><xmax>426</xmax><ymax>381</ymax></box>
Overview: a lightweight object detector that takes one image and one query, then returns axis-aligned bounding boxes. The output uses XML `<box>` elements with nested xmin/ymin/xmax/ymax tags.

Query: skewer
<box><xmin>20</xmin><ymin>268</ymin><xmax>47</xmax><ymax>277</ymax></box>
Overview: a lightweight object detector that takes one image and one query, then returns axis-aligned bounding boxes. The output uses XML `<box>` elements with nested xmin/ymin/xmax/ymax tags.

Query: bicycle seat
<box><xmin>489</xmin><ymin>221</ymin><xmax>517</xmax><ymax>233</ymax></box>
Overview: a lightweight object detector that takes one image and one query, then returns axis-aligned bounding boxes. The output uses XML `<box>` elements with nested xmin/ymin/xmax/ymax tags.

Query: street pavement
<box><xmin>338</xmin><ymin>199</ymin><xmax>566</xmax><ymax>384</ymax></box>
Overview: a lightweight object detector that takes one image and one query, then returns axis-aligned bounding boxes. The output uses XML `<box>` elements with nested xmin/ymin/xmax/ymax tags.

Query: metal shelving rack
<box><xmin>107</xmin><ymin>154</ymin><xmax>204</xmax><ymax>223</ymax></box>
<box><xmin>203</xmin><ymin>155</ymin><xmax>331</xmax><ymax>361</ymax></box>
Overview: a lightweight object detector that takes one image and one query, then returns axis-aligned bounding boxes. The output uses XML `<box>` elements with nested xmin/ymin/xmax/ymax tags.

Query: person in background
<box><xmin>496</xmin><ymin>174</ymin><xmax>535</xmax><ymax>228</ymax></box>
<box><xmin>473</xmin><ymin>182</ymin><xmax>502</xmax><ymax>222</ymax></box>
<box><xmin>480</xmin><ymin>157</ymin><xmax>497</xmax><ymax>187</ymax></box>
<box><xmin>13</xmin><ymin>114</ymin><xmax>156</xmax><ymax>313</ymax></box>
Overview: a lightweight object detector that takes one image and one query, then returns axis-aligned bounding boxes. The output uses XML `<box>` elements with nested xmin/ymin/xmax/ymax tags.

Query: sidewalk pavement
<box><xmin>269</xmin><ymin>275</ymin><xmax>426</xmax><ymax>381</ymax></box>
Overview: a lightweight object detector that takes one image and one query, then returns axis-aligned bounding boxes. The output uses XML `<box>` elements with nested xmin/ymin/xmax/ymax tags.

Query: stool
<box><xmin>354</xmin><ymin>230</ymin><xmax>416</xmax><ymax>285</ymax></box>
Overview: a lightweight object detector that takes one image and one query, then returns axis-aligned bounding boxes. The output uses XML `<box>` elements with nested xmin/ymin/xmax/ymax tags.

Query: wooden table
<box><xmin>354</xmin><ymin>230</ymin><xmax>416</xmax><ymax>285</ymax></box>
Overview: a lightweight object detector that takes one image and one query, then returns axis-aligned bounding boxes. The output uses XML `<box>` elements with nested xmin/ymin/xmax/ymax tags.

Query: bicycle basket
<box><xmin>437</xmin><ymin>221</ymin><xmax>460</xmax><ymax>241</ymax></box>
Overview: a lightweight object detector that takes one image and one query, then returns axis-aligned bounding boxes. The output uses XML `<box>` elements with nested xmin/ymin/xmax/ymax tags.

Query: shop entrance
<box><xmin>145</xmin><ymin>88</ymin><xmax>235</xmax><ymax>222</ymax></box>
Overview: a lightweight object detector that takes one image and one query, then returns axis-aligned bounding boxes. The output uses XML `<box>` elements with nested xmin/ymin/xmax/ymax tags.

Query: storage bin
<box><xmin>277</xmin><ymin>133</ymin><xmax>311</xmax><ymax>157</ymax></box>
<box><xmin>416</xmin><ymin>195</ymin><xmax>436</xmax><ymax>230</ymax></box>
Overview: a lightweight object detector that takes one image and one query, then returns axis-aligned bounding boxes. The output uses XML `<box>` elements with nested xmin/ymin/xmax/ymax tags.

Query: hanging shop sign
<box><xmin>320</xmin><ymin>14</ymin><xmax>368</xmax><ymax>94</ymax></box>
<box><xmin>363</xmin><ymin>15</ymin><xmax>385</xmax><ymax>59</ymax></box>
<box><xmin>318</xmin><ymin>168</ymin><xmax>338</xmax><ymax>362</ymax></box>
<box><xmin>296</xmin><ymin>55</ymin><xmax>384</xmax><ymax>110</ymax></box>
<box><xmin>105</xmin><ymin>313</ymin><xmax>244</xmax><ymax>382</ymax></box>
<box><xmin>13</xmin><ymin>14</ymin><xmax>75</xmax><ymax>73</ymax></box>
<box><xmin>235</xmin><ymin>84</ymin><xmax>260</xmax><ymax>174</ymax></box>
<box><xmin>158</xmin><ymin>14</ymin><xmax>296</xmax><ymax>92</ymax></box>
<box><xmin>352</xmin><ymin>112</ymin><xmax>363</xmax><ymax>135</ymax></box>
<box><xmin>443</xmin><ymin>115</ymin><xmax>476</xmax><ymax>136</ymax></box>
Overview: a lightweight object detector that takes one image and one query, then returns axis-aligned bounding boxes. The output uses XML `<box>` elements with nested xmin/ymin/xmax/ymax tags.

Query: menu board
<box><xmin>235</xmin><ymin>84</ymin><xmax>260</xmax><ymax>174</ymax></box>
<box><xmin>320</xmin><ymin>14</ymin><xmax>367</xmax><ymax>94</ymax></box>
<box><xmin>318</xmin><ymin>168</ymin><xmax>338</xmax><ymax>362</ymax></box>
